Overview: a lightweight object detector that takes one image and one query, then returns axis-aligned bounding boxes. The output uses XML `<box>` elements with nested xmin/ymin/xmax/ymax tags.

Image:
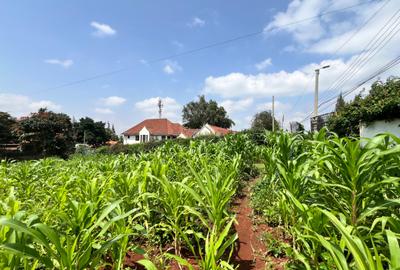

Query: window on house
<box><xmin>135</xmin><ymin>135</ymin><xmax>139</xmax><ymax>141</ymax></box>
<box><xmin>127</xmin><ymin>135</ymin><xmax>130</xmax><ymax>139</ymax></box>
<box><xmin>162</xmin><ymin>135</ymin><xmax>166</xmax><ymax>140</ymax></box>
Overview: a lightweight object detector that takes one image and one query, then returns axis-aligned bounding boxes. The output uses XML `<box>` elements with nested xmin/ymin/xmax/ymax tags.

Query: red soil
<box><xmin>232</xmin><ymin>179</ymin><xmax>288</xmax><ymax>270</ymax></box>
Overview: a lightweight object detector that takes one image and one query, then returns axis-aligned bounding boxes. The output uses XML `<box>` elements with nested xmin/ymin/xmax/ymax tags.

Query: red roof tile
<box><xmin>208</xmin><ymin>125</ymin><xmax>233</xmax><ymax>135</ymax></box>
<box><xmin>123</xmin><ymin>118</ymin><xmax>184</xmax><ymax>136</ymax></box>
<box><xmin>180</xmin><ymin>128</ymin><xmax>199</xmax><ymax>137</ymax></box>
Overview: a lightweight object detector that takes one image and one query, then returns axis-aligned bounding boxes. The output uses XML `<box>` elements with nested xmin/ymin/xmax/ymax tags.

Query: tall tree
<box><xmin>16</xmin><ymin>108</ymin><xmax>74</xmax><ymax>157</ymax></box>
<box><xmin>182</xmin><ymin>95</ymin><xmax>234</xmax><ymax>129</ymax></box>
<box><xmin>335</xmin><ymin>92</ymin><xmax>346</xmax><ymax>113</ymax></box>
<box><xmin>74</xmin><ymin>117</ymin><xmax>111</xmax><ymax>145</ymax></box>
<box><xmin>251</xmin><ymin>111</ymin><xmax>280</xmax><ymax>131</ymax></box>
<box><xmin>0</xmin><ymin>112</ymin><xmax>17</xmax><ymax>144</ymax></box>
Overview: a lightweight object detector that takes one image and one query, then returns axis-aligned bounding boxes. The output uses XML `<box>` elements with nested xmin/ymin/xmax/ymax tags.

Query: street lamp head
<box><xmin>321</xmin><ymin>65</ymin><xmax>330</xmax><ymax>69</ymax></box>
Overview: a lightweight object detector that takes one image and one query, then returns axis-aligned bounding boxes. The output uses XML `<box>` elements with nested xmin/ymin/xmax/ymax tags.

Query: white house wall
<box><xmin>193</xmin><ymin>124</ymin><xmax>214</xmax><ymax>137</ymax></box>
<box><xmin>123</xmin><ymin>135</ymin><xmax>140</xmax><ymax>145</ymax></box>
<box><xmin>360</xmin><ymin>119</ymin><xmax>400</xmax><ymax>139</ymax></box>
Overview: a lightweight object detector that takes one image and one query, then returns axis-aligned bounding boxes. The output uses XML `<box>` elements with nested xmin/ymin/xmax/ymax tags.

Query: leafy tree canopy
<box><xmin>73</xmin><ymin>117</ymin><xmax>114</xmax><ymax>146</ymax></box>
<box><xmin>0</xmin><ymin>112</ymin><xmax>17</xmax><ymax>144</ymax></box>
<box><xmin>328</xmin><ymin>77</ymin><xmax>400</xmax><ymax>137</ymax></box>
<box><xmin>182</xmin><ymin>95</ymin><xmax>234</xmax><ymax>129</ymax></box>
<box><xmin>335</xmin><ymin>92</ymin><xmax>346</xmax><ymax>113</ymax></box>
<box><xmin>251</xmin><ymin>110</ymin><xmax>280</xmax><ymax>131</ymax></box>
<box><xmin>16</xmin><ymin>108</ymin><xmax>74</xmax><ymax>157</ymax></box>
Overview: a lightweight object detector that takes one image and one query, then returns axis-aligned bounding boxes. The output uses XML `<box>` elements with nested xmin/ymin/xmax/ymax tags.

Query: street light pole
<box><xmin>313</xmin><ymin>65</ymin><xmax>330</xmax><ymax>117</ymax></box>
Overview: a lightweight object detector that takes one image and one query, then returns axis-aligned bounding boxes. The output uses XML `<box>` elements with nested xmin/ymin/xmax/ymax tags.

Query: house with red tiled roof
<box><xmin>178</xmin><ymin>128</ymin><xmax>199</xmax><ymax>139</ymax></box>
<box><xmin>193</xmin><ymin>124</ymin><xmax>234</xmax><ymax>138</ymax></box>
<box><xmin>122</xmin><ymin>119</ymin><xmax>234</xmax><ymax>144</ymax></box>
<box><xmin>122</xmin><ymin>118</ymin><xmax>185</xmax><ymax>144</ymax></box>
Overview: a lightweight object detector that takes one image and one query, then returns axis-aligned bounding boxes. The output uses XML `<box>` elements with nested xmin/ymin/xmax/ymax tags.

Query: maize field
<box><xmin>1</xmin><ymin>130</ymin><xmax>399</xmax><ymax>269</ymax></box>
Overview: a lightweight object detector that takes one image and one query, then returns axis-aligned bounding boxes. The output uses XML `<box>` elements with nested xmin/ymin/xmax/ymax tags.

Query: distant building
<box><xmin>193</xmin><ymin>124</ymin><xmax>234</xmax><ymax>137</ymax></box>
<box><xmin>310</xmin><ymin>112</ymin><xmax>334</xmax><ymax>132</ymax></box>
<box><xmin>122</xmin><ymin>119</ymin><xmax>233</xmax><ymax>144</ymax></box>
<box><xmin>122</xmin><ymin>118</ymin><xmax>184</xmax><ymax>144</ymax></box>
<box><xmin>289</xmin><ymin>121</ymin><xmax>304</xmax><ymax>133</ymax></box>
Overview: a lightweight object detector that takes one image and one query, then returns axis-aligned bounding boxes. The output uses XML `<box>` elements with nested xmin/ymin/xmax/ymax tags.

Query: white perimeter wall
<box><xmin>360</xmin><ymin>119</ymin><xmax>400</xmax><ymax>138</ymax></box>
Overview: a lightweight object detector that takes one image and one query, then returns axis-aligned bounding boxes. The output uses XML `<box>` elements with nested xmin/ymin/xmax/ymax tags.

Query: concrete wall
<box><xmin>360</xmin><ymin>119</ymin><xmax>400</xmax><ymax>138</ymax></box>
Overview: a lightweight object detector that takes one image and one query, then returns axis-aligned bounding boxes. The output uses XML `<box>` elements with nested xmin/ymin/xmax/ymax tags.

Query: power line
<box><xmin>321</xmin><ymin>6</ymin><xmax>400</xmax><ymax>100</ymax></box>
<box><xmin>37</xmin><ymin>0</ymin><xmax>376</xmax><ymax>92</ymax></box>
<box><xmin>318</xmin><ymin>0</ymin><xmax>391</xmax><ymax>101</ymax></box>
<box><xmin>300</xmin><ymin>54</ymin><xmax>400</xmax><ymax>123</ymax></box>
<box><xmin>328</xmin><ymin>11</ymin><xmax>400</xmax><ymax>93</ymax></box>
<box><xmin>294</xmin><ymin>0</ymin><xmax>389</xmax><ymax>111</ymax></box>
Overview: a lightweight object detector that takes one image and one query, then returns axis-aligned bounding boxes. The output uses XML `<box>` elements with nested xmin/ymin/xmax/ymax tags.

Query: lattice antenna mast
<box><xmin>158</xmin><ymin>98</ymin><xmax>163</xmax><ymax>118</ymax></box>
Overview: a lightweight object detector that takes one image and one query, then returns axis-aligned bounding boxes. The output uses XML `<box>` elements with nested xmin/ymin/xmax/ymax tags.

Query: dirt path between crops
<box><xmin>232</xmin><ymin>178</ymin><xmax>287</xmax><ymax>270</ymax></box>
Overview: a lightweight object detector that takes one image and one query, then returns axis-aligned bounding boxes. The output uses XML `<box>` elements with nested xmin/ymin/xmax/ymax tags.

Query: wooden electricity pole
<box><xmin>272</xmin><ymin>95</ymin><xmax>275</xmax><ymax>132</ymax></box>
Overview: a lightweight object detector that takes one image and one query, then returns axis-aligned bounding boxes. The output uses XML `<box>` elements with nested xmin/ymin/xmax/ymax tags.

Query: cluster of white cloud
<box><xmin>265</xmin><ymin>0</ymin><xmax>398</xmax><ymax>55</ymax></box>
<box><xmin>0</xmin><ymin>93</ymin><xmax>61</xmax><ymax>116</ymax></box>
<box><xmin>255</xmin><ymin>58</ymin><xmax>272</xmax><ymax>71</ymax></box>
<box><xmin>44</xmin><ymin>21</ymin><xmax>116</xmax><ymax>70</ymax></box>
<box><xmin>135</xmin><ymin>97</ymin><xmax>182</xmax><ymax>121</ymax></box>
<box><xmin>220</xmin><ymin>98</ymin><xmax>253</xmax><ymax>114</ymax></box>
<box><xmin>204</xmin><ymin>58</ymin><xmax>355</xmax><ymax>98</ymax></box>
<box><xmin>163</xmin><ymin>60</ymin><xmax>183</xmax><ymax>75</ymax></box>
<box><xmin>44</xmin><ymin>59</ymin><xmax>73</xmax><ymax>68</ymax></box>
<box><xmin>187</xmin><ymin>17</ymin><xmax>206</xmax><ymax>27</ymax></box>
<box><xmin>90</xmin><ymin>21</ymin><xmax>117</xmax><ymax>37</ymax></box>
<box><xmin>95</xmin><ymin>96</ymin><xmax>127</xmax><ymax>114</ymax></box>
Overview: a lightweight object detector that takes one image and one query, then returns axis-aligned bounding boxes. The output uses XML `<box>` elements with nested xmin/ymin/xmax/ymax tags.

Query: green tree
<box><xmin>182</xmin><ymin>95</ymin><xmax>234</xmax><ymax>129</ymax></box>
<box><xmin>328</xmin><ymin>77</ymin><xmax>400</xmax><ymax>137</ymax></box>
<box><xmin>251</xmin><ymin>111</ymin><xmax>280</xmax><ymax>131</ymax></box>
<box><xmin>74</xmin><ymin>117</ymin><xmax>111</xmax><ymax>146</ymax></box>
<box><xmin>335</xmin><ymin>92</ymin><xmax>346</xmax><ymax>113</ymax></box>
<box><xmin>0</xmin><ymin>112</ymin><xmax>17</xmax><ymax>144</ymax></box>
<box><xmin>16</xmin><ymin>108</ymin><xmax>74</xmax><ymax>157</ymax></box>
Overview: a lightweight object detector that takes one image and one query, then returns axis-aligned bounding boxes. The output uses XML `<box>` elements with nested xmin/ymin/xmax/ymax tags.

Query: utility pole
<box><xmin>158</xmin><ymin>98</ymin><xmax>163</xmax><ymax>119</ymax></box>
<box><xmin>314</xmin><ymin>65</ymin><xmax>331</xmax><ymax>117</ymax></box>
<box><xmin>272</xmin><ymin>95</ymin><xmax>275</xmax><ymax>132</ymax></box>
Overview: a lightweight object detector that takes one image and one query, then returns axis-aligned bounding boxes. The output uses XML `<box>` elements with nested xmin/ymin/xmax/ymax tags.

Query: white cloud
<box><xmin>308</xmin><ymin>0</ymin><xmax>399</xmax><ymax>55</ymax></box>
<box><xmin>135</xmin><ymin>97</ymin><xmax>182</xmax><ymax>121</ymax></box>
<box><xmin>95</xmin><ymin>108</ymin><xmax>114</xmax><ymax>114</ymax></box>
<box><xmin>265</xmin><ymin>0</ymin><xmax>397</xmax><ymax>56</ymax></box>
<box><xmin>29</xmin><ymin>100</ymin><xmax>61</xmax><ymax>111</ymax></box>
<box><xmin>220</xmin><ymin>98</ymin><xmax>253</xmax><ymax>114</ymax></box>
<box><xmin>0</xmin><ymin>93</ymin><xmax>61</xmax><ymax>116</ymax></box>
<box><xmin>204</xmin><ymin>70</ymin><xmax>312</xmax><ymax>98</ymax></box>
<box><xmin>265</xmin><ymin>0</ymin><xmax>329</xmax><ymax>44</ymax></box>
<box><xmin>203</xmin><ymin>52</ymin><xmax>398</xmax><ymax>99</ymax></box>
<box><xmin>187</xmin><ymin>17</ymin><xmax>206</xmax><ymax>27</ymax></box>
<box><xmin>172</xmin><ymin>40</ymin><xmax>184</xmax><ymax>49</ymax></box>
<box><xmin>44</xmin><ymin>59</ymin><xmax>73</xmax><ymax>68</ymax></box>
<box><xmin>90</xmin><ymin>21</ymin><xmax>116</xmax><ymax>37</ymax></box>
<box><xmin>163</xmin><ymin>61</ymin><xmax>182</xmax><ymax>75</ymax></box>
<box><xmin>100</xmin><ymin>96</ymin><xmax>126</xmax><ymax>106</ymax></box>
<box><xmin>255</xmin><ymin>58</ymin><xmax>272</xmax><ymax>70</ymax></box>
<box><xmin>163</xmin><ymin>65</ymin><xmax>174</xmax><ymax>74</ymax></box>
<box><xmin>256</xmin><ymin>100</ymin><xmax>291</xmax><ymax>111</ymax></box>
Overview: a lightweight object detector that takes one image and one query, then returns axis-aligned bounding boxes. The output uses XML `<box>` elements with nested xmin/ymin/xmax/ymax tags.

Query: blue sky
<box><xmin>1</xmin><ymin>0</ymin><xmax>399</xmax><ymax>132</ymax></box>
